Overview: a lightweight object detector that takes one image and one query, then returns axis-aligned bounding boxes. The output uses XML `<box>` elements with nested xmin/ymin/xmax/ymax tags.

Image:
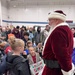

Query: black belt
<box><xmin>43</xmin><ymin>59</ymin><xmax>60</xmax><ymax>69</ymax></box>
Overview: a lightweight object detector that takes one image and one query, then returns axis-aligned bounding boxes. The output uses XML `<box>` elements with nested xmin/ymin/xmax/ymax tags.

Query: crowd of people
<box><xmin>0</xmin><ymin>10</ymin><xmax>75</xmax><ymax>75</ymax></box>
<box><xmin>0</xmin><ymin>24</ymin><xmax>50</xmax><ymax>75</ymax></box>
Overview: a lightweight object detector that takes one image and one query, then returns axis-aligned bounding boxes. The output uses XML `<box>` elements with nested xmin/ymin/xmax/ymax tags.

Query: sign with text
<box><xmin>30</xmin><ymin>60</ymin><xmax>44</xmax><ymax>75</ymax></box>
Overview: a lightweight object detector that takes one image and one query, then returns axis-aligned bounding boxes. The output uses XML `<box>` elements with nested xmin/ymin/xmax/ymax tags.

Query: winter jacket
<box><xmin>0</xmin><ymin>55</ymin><xmax>7</xmax><ymax>74</ymax></box>
<box><xmin>6</xmin><ymin>54</ymin><xmax>31</xmax><ymax>75</ymax></box>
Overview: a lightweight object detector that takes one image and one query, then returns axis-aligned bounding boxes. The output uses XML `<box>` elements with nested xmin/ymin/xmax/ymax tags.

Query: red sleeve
<box><xmin>51</xmin><ymin>31</ymin><xmax>73</xmax><ymax>71</ymax></box>
<box><xmin>5</xmin><ymin>46</ymin><xmax>12</xmax><ymax>54</ymax></box>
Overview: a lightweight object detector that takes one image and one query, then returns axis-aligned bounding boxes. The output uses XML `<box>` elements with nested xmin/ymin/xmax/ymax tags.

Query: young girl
<box><xmin>36</xmin><ymin>43</ymin><xmax>43</xmax><ymax>57</ymax></box>
<box><xmin>27</xmin><ymin>47</ymin><xmax>41</xmax><ymax>75</ymax></box>
<box><xmin>6</xmin><ymin>37</ymin><xmax>31</xmax><ymax>75</ymax></box>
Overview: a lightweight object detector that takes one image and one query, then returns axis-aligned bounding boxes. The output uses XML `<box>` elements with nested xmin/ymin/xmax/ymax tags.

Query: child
<box><xmin>27</xmin><ymin>47</ymin><xmax>41</xmax><ymax>75</ymax></box>
<box><xmin>0</xmin><ymin>41</ymin><xmax>12</xmax><ymax>54</ymax></box>
<box><xmin>36</xmin><ymin>43</ymin><xmax>43</xmax><ymax>57</ymax></box>
<box><xmin>22</xmin><ymin>32</ymin><xmax>30</xmax><ymax>46</ymax></box>
<box><xmin>27</xmin><ymin>47</ymin><xmax>41</xmax><ymax>65</ymax></box>
<box><xmin>6</xmin><ymin>37</ymin><xmax>31</xmax><ymax>75</ymax></box>
<box><xmin>0</xmin><ymin>41</ymin><xmax>12</xmax><ymax>75</ymax></box>
<box><xmin>27</xmin><ymin>40</ymin><xmax>33</xmax><ymax>48</ymax></box>
<box><xmin>24</xmin><ymin>40</ymin><xmax>33</xmax><ymax>55</ymax></box>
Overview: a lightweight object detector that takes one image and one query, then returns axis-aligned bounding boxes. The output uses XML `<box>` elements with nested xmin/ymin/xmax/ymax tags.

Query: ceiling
<box><xmin>2</xmin><ymin>0</ymin><xmax>75</xmax><ymax>8</ymax></box>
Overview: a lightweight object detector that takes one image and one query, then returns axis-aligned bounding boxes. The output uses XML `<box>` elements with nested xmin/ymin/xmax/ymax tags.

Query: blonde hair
<box><xmin>9</xmin><ymin>37</ymin><xmax>24</xmax><ymax>50</ymax></box>
<box><xmin>27</xmin><ymin>40</ymin><xmax>32</xmax><ymax>45</ymax></box>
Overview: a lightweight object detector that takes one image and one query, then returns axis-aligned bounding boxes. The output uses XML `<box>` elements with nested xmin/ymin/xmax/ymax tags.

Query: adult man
<box><xmin>42</xmin><ymin>25</ymin><xmax>50</xmax><ymax>44</ymax></box>
<box><xmin>42</xmin><ymin>10</ymin><xmax>74</xmax><ymax>75</ymax></box>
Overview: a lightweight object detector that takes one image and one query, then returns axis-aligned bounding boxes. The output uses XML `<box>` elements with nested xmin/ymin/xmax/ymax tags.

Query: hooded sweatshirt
<box><xmin>6</xmin><ymin>54</ymin><xmax>31</xmax><ymax>75</ymax></box>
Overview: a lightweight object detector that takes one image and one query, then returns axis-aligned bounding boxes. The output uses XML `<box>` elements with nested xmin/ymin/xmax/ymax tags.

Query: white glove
<box><xmin>61</xmin><ymin>63</ymin><xmax>75</xmax><ymax>75</ymax></box>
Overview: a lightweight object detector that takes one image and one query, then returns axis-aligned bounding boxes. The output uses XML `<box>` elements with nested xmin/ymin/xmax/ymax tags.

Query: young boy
<box><xmin>2</xmin><ymin>37</ymin><xmax>31</xmax><ymax>75</ymax></box>
<box><xmin>27</xmin><ymin>47</ymin><xmax>41</xmax><ymax>75</ymax></box>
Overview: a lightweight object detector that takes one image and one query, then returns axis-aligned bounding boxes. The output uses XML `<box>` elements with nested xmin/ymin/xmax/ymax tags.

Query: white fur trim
<box><xmin>73</xmin><ymin>38</ymin><xmax>75</xmax><ymax>48</ymax></box>
<box><xmin>42</xmin><ymin>22</ymin><xmax>69</xmax><ymax>55</ymax></box>
<box><xmin>48</xmin><ymin>12</ymin><xmax>66</xmax><ymax>21</ymax></box>
<box><xmin>61</xmin><ymin>63</ymin><xmax>75</xmax><ymax>75</ymax></box>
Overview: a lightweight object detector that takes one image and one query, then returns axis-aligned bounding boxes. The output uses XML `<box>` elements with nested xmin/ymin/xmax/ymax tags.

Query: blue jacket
<box><xmin>72</xmin><ymin>48</ymin><xmax>75</xmax><ymax>65</ymax></box>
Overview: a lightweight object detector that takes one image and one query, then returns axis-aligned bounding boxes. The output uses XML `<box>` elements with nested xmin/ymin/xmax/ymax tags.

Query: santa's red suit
<box><xmin>42</xmin><ymin>22</ymin><xmax>74</xmax><ymax>75</ymax></box>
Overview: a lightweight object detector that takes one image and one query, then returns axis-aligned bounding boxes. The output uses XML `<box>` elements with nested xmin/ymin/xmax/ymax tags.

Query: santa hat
<box><xmin>48</xmin><ymin>10</ymin><xmax>66</xmax><ymax>21</ymax></box>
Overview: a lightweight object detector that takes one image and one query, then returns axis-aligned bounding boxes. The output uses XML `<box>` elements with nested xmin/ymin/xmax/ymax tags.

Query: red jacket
<box><xmin>42</xmin><ymin>24</ymin><xmax>73</xmax><ymax>75</ymax></box>
<box><xmin>5</xmin><ymin>46</ymin><xmax>12</xmax><ymax>54</ymax></box>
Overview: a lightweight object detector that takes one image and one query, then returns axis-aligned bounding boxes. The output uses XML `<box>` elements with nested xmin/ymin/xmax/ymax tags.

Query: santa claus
<box><xmin>42</xmin><ymin>10</ymin><xmax>74</xmax><ymax>75</ymax></box>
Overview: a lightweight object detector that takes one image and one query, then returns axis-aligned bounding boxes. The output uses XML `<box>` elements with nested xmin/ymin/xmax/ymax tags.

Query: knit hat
<box><xmin>48</xmin><ymin>10</ymin><xmax>66</xmax><ymax>21</ymax></box>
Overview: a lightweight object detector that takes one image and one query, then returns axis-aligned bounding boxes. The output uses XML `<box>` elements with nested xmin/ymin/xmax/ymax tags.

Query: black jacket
<box><xmin>6</xmin><ymin>54</ymin><xmax>31</xmax><ymax>75</ymax></box>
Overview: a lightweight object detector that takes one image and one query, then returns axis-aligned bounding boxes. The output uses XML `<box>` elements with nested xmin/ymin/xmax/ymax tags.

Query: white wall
<box><xmin>0</xmin><ymin>0</ymin><xmax>2</xmax><ymax>25</ymax></box>
<box><xmin>6</xmin><ymin>5</ymin><xmax>75</xmax><ymax>27</ymax></box>
<box><xmin>1</xmin><ymin>0</ymin><xmax>8</xmax><ymax>26</ymax></box>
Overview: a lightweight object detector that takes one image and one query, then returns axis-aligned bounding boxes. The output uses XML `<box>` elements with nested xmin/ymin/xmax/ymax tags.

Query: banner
<box><xmin>30</xmin><ymin>60</ymin><xmax>44</xmax><ymax>75</ymax></box>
